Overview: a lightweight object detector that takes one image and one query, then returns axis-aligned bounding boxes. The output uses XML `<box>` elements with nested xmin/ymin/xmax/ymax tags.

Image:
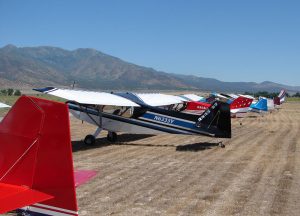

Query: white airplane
<box><xmin>0</xmin><ymin>102</ymin><xmax>10</xmax><ymax>108</ymax></box>
<box><xmin>34</xmin><ymin>87</ymin><xmax>232</xmax><ymax>145</ymax></box>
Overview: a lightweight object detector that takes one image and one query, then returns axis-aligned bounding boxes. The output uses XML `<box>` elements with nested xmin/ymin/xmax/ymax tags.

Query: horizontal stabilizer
<box><xmin>0</xmin><ymin>183</ymin><xmax>52</xmax><ymax>214</ymax></box>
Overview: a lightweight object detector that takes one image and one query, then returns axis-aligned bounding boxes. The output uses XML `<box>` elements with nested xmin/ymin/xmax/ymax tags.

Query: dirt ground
<box><xmin>69</xmin><ymin>102</ymin><xmax>300</xmax><ymax>216</ymax></box>
<box><xmin>3</xmin><ymin>102</ymin><xmax>299</xmax><ymax>216</ymax></box>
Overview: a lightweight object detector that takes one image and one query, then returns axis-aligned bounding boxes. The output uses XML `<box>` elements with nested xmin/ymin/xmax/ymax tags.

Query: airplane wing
<box><xmin>180</xmin><ymin>94</ymin><xmax>205</xmax><ymax>102</ymax></box>
<box><xmin>0</xmin><ymin>102</ymin><xmax>10</xmax><ymax>108</ymax></box>
<box><xmin>228</xmin><ymin>94</ymin><xmax>238</xmax><ymax>99</ymax></box>
<box><xmin>34</xmin><ymin>87</ymin><xmax>140</xmax><ymax>107</ymax></box>
<box><xmin>136</xmin><ymin>93</ymin><xmax>185</xmax><ymax>106</ymax></box>
<box><xmin>238</xmin><ymin>94</ymin><xmax>255</xmax><ymax>100</ymax></box>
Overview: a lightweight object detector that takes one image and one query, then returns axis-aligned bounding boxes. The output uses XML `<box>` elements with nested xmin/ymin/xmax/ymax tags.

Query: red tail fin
<box><xmin>274</xmin><ymin>96</ymin><xmax>280</xmax><ymax>105</ymax></box>
<box><xmin>0</xmin><ymin>96</ymin><xmax>77</xmax><ymax>215</ymax></box>
<box><xmin>230</xmin><ymin>96</ymin><xmax>253</xmax><ymax>109</ymax></box>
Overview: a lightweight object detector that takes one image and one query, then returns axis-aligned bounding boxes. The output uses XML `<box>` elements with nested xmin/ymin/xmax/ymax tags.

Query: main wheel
<box><xmin>107</xmin><ymin>132</ymin><xmax>117</xmax><ymax>142</ymax></box>
<box><xmin>84</xmin><ymin>134</ymin><xmax>96</xmax><ymax>145</ymax></box>
<box><xmin>219</xmin><ymin>142</ymin><xmax>225</xmax><ymax>148</ymax></box>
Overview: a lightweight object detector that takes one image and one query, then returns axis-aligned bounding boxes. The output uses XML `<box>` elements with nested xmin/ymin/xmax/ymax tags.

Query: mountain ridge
<box><xmin>0</xmin><ymin>45</ymin><xmax>299</xmax><ymax>93</ymax></box>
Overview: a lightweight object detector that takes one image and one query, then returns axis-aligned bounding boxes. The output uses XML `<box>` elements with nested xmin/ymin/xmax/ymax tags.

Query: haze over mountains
<box><xmin>0</xmin><ymin>44</ymin><xmax>299</xmax><ymax>93</ymax></box>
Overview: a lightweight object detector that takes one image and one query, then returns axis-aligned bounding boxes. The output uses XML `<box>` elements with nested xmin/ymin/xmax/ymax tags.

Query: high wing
<box><xmin>135</xmin><ymin>93</ymin><xmax>186</xmax><ymax>106</ymax></box>
<box><xmin>0</xmin><ymin>183</ymin><xmax>52</xmax><ymax>213</ymax></box>
<box><xmin>34</xmin><ymin>87</ymin><xmax>140</xmax><ymax>107</ymax></box>
<box><xmin>0</xmin><ymin>102</ymin><xmax>10</xmax><ymax>108</ymax></box>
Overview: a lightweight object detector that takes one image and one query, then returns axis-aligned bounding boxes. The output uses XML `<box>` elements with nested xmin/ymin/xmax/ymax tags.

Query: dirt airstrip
<box><xmin>3</xmin><ymin>102</ymin><xmax>300</xmax><ymax>216</ymax></box>
<box><xmin>70</xmin><ymin>102</ymin><xmax>300</xmax><ymax>216</ymax></box>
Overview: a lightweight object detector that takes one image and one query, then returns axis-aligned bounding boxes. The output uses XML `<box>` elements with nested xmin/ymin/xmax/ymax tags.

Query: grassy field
<box><xmin>286</xmin><ymin>97</ymin><xmax>300</xmax><ymax>102</ymax></box>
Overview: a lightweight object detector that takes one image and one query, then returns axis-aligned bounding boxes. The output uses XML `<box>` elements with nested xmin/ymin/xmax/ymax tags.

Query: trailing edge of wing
<box><xmin>0</xmin><ymin>183</ymin><xmax>53</xmax><ymax>214</ymax></box>
<box><xmin>34</xmin><ymin>87</ymin><xmax>140</xmax><ymax>107</ymax></box>
<box><xmin>136</xmin><ymin>93</ymin><xmax>185</xmax><ymax>106</ymax></box>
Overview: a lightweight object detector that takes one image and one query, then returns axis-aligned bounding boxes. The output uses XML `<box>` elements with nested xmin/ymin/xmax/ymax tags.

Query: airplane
<box><xmin>0</xmin><ymin>95</ymin><xmax>79</xmax><ymax>215</ymax></box>
<box><xmin>0</xmin><ymin>102</ymin><xmax>10</xmax><ymax>108</ymax></box>
<box><xmin>250</xmin><ymin>97</ymin><xmax>268</xmax><ymax>112</ymax></box>
<box><xmin>188</xmin><ymin>93</ymin><xmax>253</xmax><ymax>118</ymax></box>
<box><xmin>274</xmin><ymin>89</ymin><xmax>287</xmax><ymax>105</ymax></box>
<box><xmin>266</xmin><ymin>98</ymin><xmax>275</xmax><ymax>111</ymax></box>
<box><xmin>34</xmin><ymin>87</ymin><xmax>232</xmax><ymax>146</ymax></box>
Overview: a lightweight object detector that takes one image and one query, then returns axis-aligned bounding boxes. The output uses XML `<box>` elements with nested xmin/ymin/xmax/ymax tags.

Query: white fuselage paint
<box><xmin>69</xmin><ymin>110</ymin><xmax>188</xmax><ymax>135</ymax></box>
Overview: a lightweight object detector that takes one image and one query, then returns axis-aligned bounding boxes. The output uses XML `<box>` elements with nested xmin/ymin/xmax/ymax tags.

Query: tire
<box><xmin>107</xmin><ymin>132</ymin><xmax>117</xmax><ymax>142</ymax></box>
<box><xmin>84</xmin><ymin>134</ymin><xmax>96</xmax><ymax>145</ymax></box>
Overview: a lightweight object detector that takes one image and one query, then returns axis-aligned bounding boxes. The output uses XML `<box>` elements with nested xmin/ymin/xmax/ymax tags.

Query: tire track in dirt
<box><xmin>74</xmin><ymin>103</ymin><xmax>300</xmax><ymax>215</ymax></box>
<box><xmin>163</xmin><ymin>125</ymin><xmax>267</xmax><ymax>215</ymax></box>
<box><xmin>208</xmin><ymin>116</ymin><xmax>294</xmax><ymax>215</ymax></box>
<box><xmin>137</xmin><ymin>126</ymin><xmax>263</xmax><ymax>211</ymax></box>
<box><xmin>105</xmin><ymin>122</ymin><xmax>262</xmax><ymax>215</ymax></box>
<box><xmin>83</xmin><ymin>124</ymin><xmax>261</xmax><ymax>214</ymax></box>
<box><xmin>186</xmin><ymin>116</ymin><xmax>283</xmax><ymax>215</ymax></box>
<box><xmin>237</xmin><ymin>105</ymin><xmax>300</xmax><ymax>215</ymax></box>
<box><xmin>269</xmin><ymin>121</ymin><xmax>299</xmax><ymax>215</ymax></box>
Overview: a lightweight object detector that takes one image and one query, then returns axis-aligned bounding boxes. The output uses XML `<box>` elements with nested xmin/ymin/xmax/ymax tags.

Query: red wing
<box><xmin>0</xmin><ymin>183</ymin><xmax>53</xmax><ymax>214</ymax></box>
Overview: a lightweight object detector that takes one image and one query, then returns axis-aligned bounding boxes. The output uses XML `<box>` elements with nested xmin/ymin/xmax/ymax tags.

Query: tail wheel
<box><xmin>84</xmin><ymin>134</ymin><xmax>96</xmax><ymax>145</ymax></box>
<box><xmin>107</xmin><ymin>132</ymin><xmax>117</xmax><ymax>142</ymax></box>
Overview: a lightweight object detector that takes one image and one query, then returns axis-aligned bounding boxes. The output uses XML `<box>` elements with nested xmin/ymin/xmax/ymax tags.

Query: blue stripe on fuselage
<box><xmin>141</xmin><ymin>112</ymin><xmax>197</xmax><ymax>129</ymax></box>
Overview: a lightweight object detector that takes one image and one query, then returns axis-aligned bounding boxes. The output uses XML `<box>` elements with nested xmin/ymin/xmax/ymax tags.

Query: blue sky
<box><xmin>0</xmin><ymin>0</ymin><xmax>299</xmax><ymax>86</ymax></box>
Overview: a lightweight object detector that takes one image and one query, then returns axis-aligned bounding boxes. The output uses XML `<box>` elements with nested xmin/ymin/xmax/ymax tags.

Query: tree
<box><xmin>293</xmin><ymin>92</ymin><xmax>300</xmax><ymax>97</ymax></box>
<box><xmin>7</xmin><ymin>88</ymin><xmax>14</xmax><ymax>96</ymax></box>
<box><xmin>14</xmin><ymin>89</ymin><xmax>21</xmax><ymax>96</ymax></box>
<box><xmin>0</xmin><ymin>89</ymin><xmax>7</xmax><ymax>95</ymax></box>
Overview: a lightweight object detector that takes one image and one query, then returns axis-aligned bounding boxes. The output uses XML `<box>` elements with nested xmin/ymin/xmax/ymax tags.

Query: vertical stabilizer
<box><xmin>0</xmin><ymin>96</ymin><xmax>78</xmax><ymax>215</ymax></box>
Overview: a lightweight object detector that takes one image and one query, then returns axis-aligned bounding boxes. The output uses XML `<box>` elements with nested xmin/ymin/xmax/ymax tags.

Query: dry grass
<box><xmin>70</xmin><ymin>102</ymin><xmax>300</xmax><ymax>215</ymax></box>
<box><xmin>2</xmin><ymin>102</ymin><xmax>300</xmax><ymax>215</ymax></box>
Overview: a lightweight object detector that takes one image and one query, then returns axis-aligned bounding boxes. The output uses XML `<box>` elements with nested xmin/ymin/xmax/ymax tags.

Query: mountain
<box><xmin>0</xmin><ymin>44</ymin><xmax>299</xmax><ymax>93</ymax></box>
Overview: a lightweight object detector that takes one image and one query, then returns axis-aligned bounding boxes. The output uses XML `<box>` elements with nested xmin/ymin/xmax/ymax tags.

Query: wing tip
<box><xmin>33</xmin><ymin>87</ymin><xmax>56</xmax><ymax>93</ymax></box>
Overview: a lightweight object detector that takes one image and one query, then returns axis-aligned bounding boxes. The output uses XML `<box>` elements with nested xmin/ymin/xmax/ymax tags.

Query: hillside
<box><xmin>0</xmin><ymin>45</ymin><xmax>299</xmax><ymax>93</ymax></box>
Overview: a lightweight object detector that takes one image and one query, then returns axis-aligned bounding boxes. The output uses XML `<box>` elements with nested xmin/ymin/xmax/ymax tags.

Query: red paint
<box><xmin>0</xmin><ymin>96</ymin><xmax>77</xmax><ymax>214</ymax></box>
<box><xmin>230</xmin><ymin>96</ymin><xmax>253</xmax><ymax>109</ymax></box>
<box><xmin>186</xmin><ymin>101</ymin><xmax>211</xmax><ymax>111</ymax></box>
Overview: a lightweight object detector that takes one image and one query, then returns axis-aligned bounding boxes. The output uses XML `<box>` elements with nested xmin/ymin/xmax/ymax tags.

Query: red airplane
<box><xmin>184</xmin><ymin>95</ymin><xmax>253</xmax><ymax>118</ymax></box>
<box><xmin>0</xmin><ymin>96</ymin><xmax>85</xmax><ymax>216</ymax></box>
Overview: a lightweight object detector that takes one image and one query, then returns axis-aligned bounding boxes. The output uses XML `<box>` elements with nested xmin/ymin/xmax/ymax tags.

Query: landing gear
<box><xmin>84</xmin><ymin>134</ymin><xmax>96</xmax><ymax>145</ymax></box>
<box><xmin>83</xmin><ymin>127</ymin><xmax>102</xmax><ymax>146</ymax></box>
<box><xmin>107</xmin><ymin>131</ymin><xmax>117</xmax><ymax>142</ymax></box>
<box><xmin>218</xmin><ymin>141</ymin><xmax>225</xmax><ymax>148</ymax></box>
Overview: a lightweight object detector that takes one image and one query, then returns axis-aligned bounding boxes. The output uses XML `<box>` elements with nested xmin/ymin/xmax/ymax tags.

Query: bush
<box><xmin>14</xmin><ymin>89</ymin><xmax>21</xmax><ymax>96</ymax></box>
<box><xmin>293</xmin><ymin>92</ymin><xmax>300</xmax><ymax>97</ymax></box>
<box><xmin>0</xmin><ymin>89</ymin><xmax>7</xmax><ymax>95</ymax></box>
<box><xmin>7</xmin><ymin>88</ymin><xmax>14</xmax><ymax>96</ymax></box>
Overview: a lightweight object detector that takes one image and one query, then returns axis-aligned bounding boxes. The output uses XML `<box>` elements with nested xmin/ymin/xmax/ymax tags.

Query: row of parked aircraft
<box><xmin>34</xmin><ymin>87</ymin><xmax>286</xmax><ymax>145</ymax></box>
<box><xmin>0</xmin><ymin>88</ymin><xmax>286</xmax><ymax>215</ymax></box>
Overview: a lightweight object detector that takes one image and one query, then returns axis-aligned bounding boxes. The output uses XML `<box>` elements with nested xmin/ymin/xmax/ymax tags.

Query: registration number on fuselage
<box><xmin>154</xmin><ymin>115</ymin><xmax>175</xmax><ymax>124</ymax></box>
